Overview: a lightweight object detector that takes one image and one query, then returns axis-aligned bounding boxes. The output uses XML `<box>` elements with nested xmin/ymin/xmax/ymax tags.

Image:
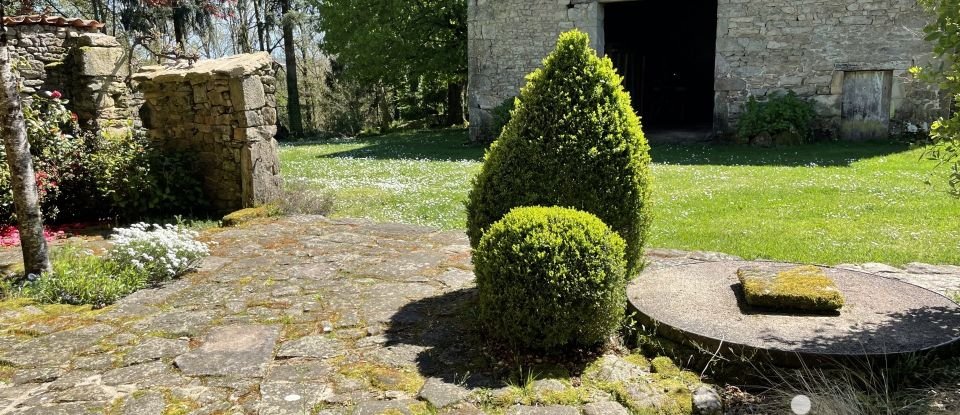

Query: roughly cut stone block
<box><xmin>692</xmin><ymin>385</ymin><xmax>723</xmax><ymax>415</ymax></box>
<box><xmin>737</xmin><ymin>265</ymin><xmax>845</xmax><ymax>312</ymax></box>
<box><xmin>120</xmin><ymin>390</ymin><xmax>165</xmax><ymax>415</ymax></box>
<box><xmin>258</xmin><ymin>380</ymin><xmax>334</xmax><ymax>415</ymax></box>
<box><xmin>174</xmin><ymin>324</ymin><xmax>280</xmax><ymax>377</ymax></box>
<box><xmin>417</xmin><ymin>377</ymin><xmax>471</xmax><ymax>409</ymax></box>
<box><xmin>583</xmin><ymin>401</ymin><xmax>630</xmax><ymax>415</ymax></box>
<box><xmin>241</xmin><ymin>138</ymin><xmax>283</xmax><ymax>207</ymax></box>
<box><xmin>76</xmin><ymin>45</ymin><xmax>129</xmax><ymax>77</ymax></box>
<box><xmin>122</xmin><ymin>337</ymin><xmax>189</xmax><ymax>366</ymax></box>
<box><xmin>584</xmin><ymin>354</ymin><xmax>649</xmax><ymax>383</ymax></box>
<box><xmin>230</xmin><ymin>76</ymin><xmax>266</xmax><ymax>111</ymax></box>
<box><xmin>76</xmin><ymin>33</ymin><xmax>121</xmax><ymax>48</ymax></box>
<box><xmin>276</xmin><ymin>335</ymin><xmax>343</xmax><ymax>359</ymax></box>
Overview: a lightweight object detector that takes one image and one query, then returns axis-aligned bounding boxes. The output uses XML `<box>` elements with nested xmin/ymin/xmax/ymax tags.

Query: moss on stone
<box><xmin>538</xmin><ymin>386</ymin><xmax>589</xmax><ymax>406</ymax></box>
<box><xmin>0</xmin><ymin>363</ymin><xmax>14</xmax><ymax>384</ymax></box>
<box><xmin>650</xmin><ymin>356</ymin><xmax>680</xmax><ymax>377</ymax></box>
<box><xmin>648</xmin><ymin>376</ymin><xmax>693</xmax><ymax>414</ymax></box>
<box><xmin>221</xmin><ymin>204</ymin><xmax>280</xmax><ymax>227</ymax></box>
<box><xmin>338</xmin><ymin>362</ymin><xmax>425</xmax><ymax>395</ymax></box>
<box><xmin>623</xmin><ymin>354</ymin><xmax>652</xmax><ymax>371</ymax></box>
<box><xmin>738</xmin><ymin>265</ymin><xmax>845</xmax><ymax>312</ymax></box>
<box><xmin>406</xmin><ymin>402</ymin><xmax>434</xmax><ymax>415</ymax></box>
<box><xmin>161</xmin><ymin>389</ymin><xmax>200</xmax><ymax>415</ymax></box>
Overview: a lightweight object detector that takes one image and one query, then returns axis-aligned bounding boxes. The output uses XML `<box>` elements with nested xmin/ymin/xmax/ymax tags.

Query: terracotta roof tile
<box><xmin>2</xmin><ymin>15</ymin><xmax>104</xmax><ymax>30</ymax></box>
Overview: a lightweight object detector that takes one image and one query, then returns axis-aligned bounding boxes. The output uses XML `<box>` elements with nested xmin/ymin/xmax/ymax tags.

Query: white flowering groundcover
<box><xmin>108</xmin><ymin>223</ymin><xmax>210</xmax><ymax>284</ymax></box>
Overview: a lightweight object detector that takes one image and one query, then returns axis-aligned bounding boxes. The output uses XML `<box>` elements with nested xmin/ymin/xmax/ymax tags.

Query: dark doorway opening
<box><xmin>603</xmin><ymin>1</ymin><xmax>718</xmax><ymax>134</ymax></box>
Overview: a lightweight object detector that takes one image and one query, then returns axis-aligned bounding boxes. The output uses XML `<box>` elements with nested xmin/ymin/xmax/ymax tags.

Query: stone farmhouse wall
<box><xmin>467</xmin><ymin>0</ymin><xmax>948</xmax><ymax>141</ymax></box>
<box><xmin>3</xmin><ymin>16</ymin><xmax>133</xmax><ymax>135</ymax></box>
<box><xmin>132</xmin><ymin>53</ymin><xmax>283</xmax><ymax>212</ymax></box>
<box><xmin>715</xmin><ymin>0</ymin><xmax>945</xmax><ymax>136</ymax></box>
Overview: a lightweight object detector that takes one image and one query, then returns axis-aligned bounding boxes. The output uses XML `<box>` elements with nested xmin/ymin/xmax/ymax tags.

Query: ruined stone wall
<box><xmin>4</xmin><ymin>21</ymin><xmax>89</xmax><ymax>94</ymax></box>
<box><xmin>4</xmin><ymin>18</ymin><xmax>132</xmax><ymax>134</ymax></box>
<box><xmin>132</xmin><ymin>53</ymin><xmax>282</xmax><ymax>212</ymax></box>
<box><xmin>715</xmin><ymin>0</ymin><xmax>945</xmax><ymax>136</ymax></box>
<box><xmin>468</xmin><ymin>0</ymin><xmax>946</xmax><ymax>141</ymax></box>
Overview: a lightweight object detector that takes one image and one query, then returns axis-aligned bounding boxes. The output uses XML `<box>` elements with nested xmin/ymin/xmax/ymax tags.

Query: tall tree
<box><xmin>280</xmin><ymin>0</ymin><xmax>302</xmax><ymax>137</ymax></box>
<box><xmin>0</xmin><ymin>19</ymin><xmax>51</xmax><ymax>276</ymax></box>
<box><xmin>315</xmin><ymin>0</ymin><xmax>467</xmax><ymax>126</ymax></box>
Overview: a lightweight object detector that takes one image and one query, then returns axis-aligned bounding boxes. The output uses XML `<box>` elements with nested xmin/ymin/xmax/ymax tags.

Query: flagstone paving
<box><xmin>0</xmin><ymin>215</ymin><xmax>956</xmax><ymax>415</ymax></box>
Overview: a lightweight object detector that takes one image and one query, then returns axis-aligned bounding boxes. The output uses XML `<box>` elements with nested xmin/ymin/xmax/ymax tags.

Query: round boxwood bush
<box><xmin>466</xmin><ymin>29</ymin><xmax>652</xmax><ymax>278</ymax></box>
<box><xmin>474</xmin><ymin>206</ymin><xmax>628</xmax><ymax>350</ymax></box>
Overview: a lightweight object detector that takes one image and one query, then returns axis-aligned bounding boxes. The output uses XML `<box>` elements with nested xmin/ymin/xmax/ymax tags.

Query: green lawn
<box><xmin>280</xmin><ymin>129</ymin><xmax>960</xmax><ymax>266</ymax></box>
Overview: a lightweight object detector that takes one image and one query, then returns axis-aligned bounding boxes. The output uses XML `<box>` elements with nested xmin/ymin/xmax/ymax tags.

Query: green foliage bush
<box><xmin>736</xmin><ymin>91</ymin><xmax>816</xmax><ymax>145</ymax></box>
<box><xmin>917</xmin><ymin>0</ymin><xmax>960</xmax><ymax>196</ymax></box>
<box><xmin>473</xmin><ymin>206</ymin><xmax>628</xmax><ymax>350</ymax></box>
<box><xmin>466</xmin><ymin>30</ymin><xmax>652</xmax><ymax>277</ymax></box>
<box><xmin>20</xmin><ymin>223</ymin><xmax>209</xmax><ymax>308</ymax></box>
<box><xmin>0</xmin><ymin>95</ymin><xmax>208</xmax><ymax>224</ymax></box>
<box><xmin>25</xmin><ymin>246</ymin><xmax>146</xmax><ymax>308</ymax></box>
<box><xmin>487</xmin><ymin>97</ymin><xmax>515</xmax><ymax>141</ymax></box>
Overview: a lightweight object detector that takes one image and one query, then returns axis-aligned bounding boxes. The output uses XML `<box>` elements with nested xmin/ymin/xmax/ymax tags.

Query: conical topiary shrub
<box><xmin>466</xmin><ymin>29</ymin><xmax>652</xmax><ymax>277</ymax></box>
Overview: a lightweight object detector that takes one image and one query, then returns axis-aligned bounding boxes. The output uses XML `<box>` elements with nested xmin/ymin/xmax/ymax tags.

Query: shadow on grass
<box><xmin>291</xmin><ymin>127</ymin><xmax>914</xmax><ymax>167</ymax></box>
<box><xmin>650</xmin><ymin>141</ymin><xmax>913</xmax><ymax>167</ymax></box>
<box><xmin>294</xmin><ymin>129</ymin><xmax>485</xmax><ymax>162</ymax></box>
<box><xmin>384</xmin><ymin>288</ymin><xmax>596</xmax><ymax>388</ymax></box>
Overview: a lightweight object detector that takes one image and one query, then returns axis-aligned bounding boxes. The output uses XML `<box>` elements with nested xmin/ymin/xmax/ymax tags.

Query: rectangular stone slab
<box><xmin>174</xmin><ymin>324</ymin><xmax>280</xmax><ymax>377</ymax></box>
<box><xmin>737</xmin><ymin>265</ymin><xmax>845</xmax><ymax>312</ymax></box>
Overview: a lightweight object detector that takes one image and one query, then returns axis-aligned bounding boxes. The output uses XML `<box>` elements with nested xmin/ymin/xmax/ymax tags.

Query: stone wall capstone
<box><xmin>467</xmin><ymin>0</ymin><xmax>947</xmax><ymax>141</ymax></box>
<box><xmin>132</xmin><ymin>52</ymin><xmax>283</xmax><ymax>213</ymax></box>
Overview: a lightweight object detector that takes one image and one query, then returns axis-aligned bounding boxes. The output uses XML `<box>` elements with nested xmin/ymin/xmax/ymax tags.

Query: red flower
<box><xmin>50</xmin><ymin>90</ymin><xmax>62</xmax><ymax>99</ymax></box>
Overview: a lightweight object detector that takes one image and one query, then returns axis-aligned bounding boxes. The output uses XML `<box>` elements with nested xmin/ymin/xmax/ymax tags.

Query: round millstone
<box><xmin>627</xmin><ymin>261</ymin><xmax>960</xmax><ymax>360</ymax></box>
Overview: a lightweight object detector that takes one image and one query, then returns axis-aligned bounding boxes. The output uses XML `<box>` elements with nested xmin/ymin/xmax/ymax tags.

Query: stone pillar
<box><xmin>66</xmin><ymin>33</ymin><xmax>133</xmax><ymax>135</ymax></box>
<box><xmin>132</xmin><ymin>52</ymin><xmax>282</xmax><ymax>213</ymax></box>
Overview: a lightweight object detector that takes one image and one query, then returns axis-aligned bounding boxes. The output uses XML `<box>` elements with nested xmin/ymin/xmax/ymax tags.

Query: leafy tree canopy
<box><xmin>313</xmin><ymin>0</ymin><xmax>466</xmax><ymax>86</ymax></box>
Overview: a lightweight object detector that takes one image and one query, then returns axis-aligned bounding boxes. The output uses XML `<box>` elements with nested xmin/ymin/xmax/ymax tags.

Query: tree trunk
<box><xmin>445</xmin><ymin>80</ymin><xmax>465</xmax><ymax>126</ymax></box>
<box><xmin>280</xmin><ymin>0</ymin><xmax>303</xmax><ymax>137</ymax></box>
<box><xmin>377</xmin><ymin>85</ymin><xmax>392</xmax><ymax>134</ymax></box>
<box><xmin>254</xmin><ymin>0</ymin><xmax>266</xmax><ymax>51</ymax></box>
<box><xmin>0</xmin><ymin>47</ymin><xmax>51</xmax><ymax>276</ymax></box>
<box><xmin>173</xmin><ymin>14</ymin><xmax>186</xmax><ymax>50</ymax></box>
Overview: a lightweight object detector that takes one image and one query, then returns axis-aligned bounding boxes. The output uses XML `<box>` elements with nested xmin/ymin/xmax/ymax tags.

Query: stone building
<box><xmin>467</xmin><ymin>0</ymin><xmax>950</xmax><ymax>142</ymax></box>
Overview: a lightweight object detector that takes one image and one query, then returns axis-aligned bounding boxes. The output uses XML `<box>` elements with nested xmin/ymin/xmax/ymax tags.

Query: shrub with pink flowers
<box><xmin>0</xmin><ymin>225</ymin><xmax>66</xmax><ymax>248</ymax></box>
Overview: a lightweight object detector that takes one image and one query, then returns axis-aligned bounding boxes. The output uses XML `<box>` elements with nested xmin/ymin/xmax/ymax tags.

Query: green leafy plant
<box><xmin>92</xmin><ymin>128</ymin><xmax>208</xmax><ymax>219</ymax></box>
<box><xmin>0</xmin><ymin>93</ymin><xmax>76</xmax><ymax>222</ymax></box>
<box><xmin>487</xmin><ymin>97</ymin><xmax>516</xmax><ymax>141</ymax></box>
<box><xmin>473</xmin><ymin>206</ymin><xmax>628</xmax><ymax>350</ymax></box>
<box><xmin>20</xmin><ymin>222</ymin><xmax>209</xmax><ymax>308</ymax></box>
<box><xmin>0</xmin><ymin>95</ymin><xmax>208</xmax><ymax>224</ymax></box>
<box><xmin>466</xmin><ymin>30</ymin><xmax>652</xmax><ymax>277</ymax></box>
<box><xmin>737</xmin><ymin>91</ymin><xmax>816</xmax><ymax>145</ymax></box>
<box><xmin>24</xmin><ymin>245</ymin><xmax>146</xmax><ymax>309</ymax></box>
<box><xmin>916</xmin><ymin>0</ymin><xmax>960</xmax><ymax>196</ymax></box>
